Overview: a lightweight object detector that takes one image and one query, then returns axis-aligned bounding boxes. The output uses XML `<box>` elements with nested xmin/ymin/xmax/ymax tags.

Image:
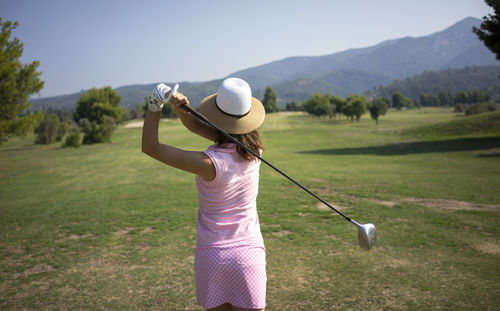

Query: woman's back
<box><xmin>196</xmin><ymin>143</ymin><xmax>262</xmax><ymax>247</ymax></box>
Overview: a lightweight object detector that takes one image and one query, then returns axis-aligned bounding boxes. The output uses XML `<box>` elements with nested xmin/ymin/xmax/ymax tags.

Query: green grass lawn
<box><xmin>1</xmin><ymin>108</ymin><xmax>499</xmax><ymax>310</ymax></box>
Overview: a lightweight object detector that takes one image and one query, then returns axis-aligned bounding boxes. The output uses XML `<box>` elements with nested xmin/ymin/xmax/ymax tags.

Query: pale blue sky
<box><xmin>0</xmin><ymin>0</ymin><xmax>493</xmax><ymax>97</ymax></box>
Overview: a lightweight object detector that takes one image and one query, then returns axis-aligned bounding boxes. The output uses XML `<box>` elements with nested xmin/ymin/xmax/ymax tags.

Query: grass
<box><xmin>1</xmin><ymin>107</ymin><xmax>499</xmax><ymax>310</ymax></box>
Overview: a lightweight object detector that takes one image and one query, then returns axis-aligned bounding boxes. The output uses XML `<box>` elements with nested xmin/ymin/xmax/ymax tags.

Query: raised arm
<box><xmin>172</xmin><ymin>99</ymin><xmax>218</xmax><ymax>142</ymax></box>
<box><xmin>141</xmin><ymin>92</ymin><xmax>215</xmax><ymax>181</ymax></box>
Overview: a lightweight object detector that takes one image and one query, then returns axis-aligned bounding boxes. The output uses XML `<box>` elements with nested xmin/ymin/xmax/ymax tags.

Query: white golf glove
<box><xmin>148</xmin><ymin>83</ymin><xmax>179</xmax><ymax>112</ymax></box>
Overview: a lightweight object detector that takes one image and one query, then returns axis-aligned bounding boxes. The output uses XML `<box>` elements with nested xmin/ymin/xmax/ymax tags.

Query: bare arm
<box><xmin>141</xmin><ymin>93</ymin><xmax>215</xmax><ymax>181</ymax></box>
<box><xmin>173</xmin><ymin>100</ymin><xmax>218</xmax><ymax>142</ymax></box>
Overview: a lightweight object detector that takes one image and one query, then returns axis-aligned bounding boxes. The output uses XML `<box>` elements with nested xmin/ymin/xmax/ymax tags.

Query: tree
<box><xmin>392</xmin><ymin>92</ymin><xmax>406</xmax><ymax>110</ymax></box>
<box><xmin>34</xmin><ymin>113</ymin><xmax>59</xmax><ymax>145</ymax></box>
<box><xmin>345</xmin><ymin>94</ymin><xmax>367</xmax><ymax>122</ymax></box>
<box><xmin>74</xmin><ymin>86</ymin><xmax>122</xmax><ymax>124</ymax></box>
<box><xmin>79</xmin><ymin>116</ymin><xmax>116</xmax><ymax>144</ymax></box>
<box><xmin>63</xmin><ymin>128</ymin><xmax>81</xmax><ymax>148</ymax></box>
<box><xmin>74</xmin><ymin>86</ymin><xmax>122</xmax><ymax>144</ymax></box>
<box><xmin>329</xmin><ymin>95</ymin><xmax>344</xmax><ymax>118</ymax></box>
<box><xmin>465</xmin><ymin>102</ymin><xmax>497</xmax><ymax>116</ymax></box>
<box><xmin>285</xmin><ymin>100</ymin><xmax>301</xmax><ymax>111</ymax></box>
<box><xmin>302</xmin><ymin>93</ymin><xmax>332</xmax><ymax>118</ymax></box>
<box><xmin>369</xmin><ymin>97</ymin><xmax>389</xmax><ymax>125</ymax></box>
<box><xmin>262</xmin><ymin>86</ymin><xmax>279</xmax><ymax>113</ymax></box>
<box><xmin>0</xmin><ymin>19</ymin><xmax>44</xmax><ymax>144</ymax></box>
<box><xmin>454</xmin><ymin>91</ymin><xmax>469</xmax><ymax>104</ymax></box>
<box><xmin>438</xmin><ymin>91</ymin><xmax>454</xmax><ymax>106</ymax></box>
<box><xmin>473</xmin><ymin>0</ymin><xmax>500</xmax><ymax>60</ymax></box>
<box><xmin>56</xmin><ymin>121</ymin><xmax>71</xmax><ymax>141</ymax></box>
<box><xmin>334</xmin><ymin>96</ymin><xmax>347</xmax><ymax>117</ymax></box>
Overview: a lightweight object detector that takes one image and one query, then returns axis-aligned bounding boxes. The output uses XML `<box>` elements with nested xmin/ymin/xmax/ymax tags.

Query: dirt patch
<box><xmin>370</xmin><ymin>198</ymin><xmax>397</xmax><ymax>207</ymax></box>
<box><xmin>316</xmin><ymin>202</ymin><xmax>350</xmax><ymax>211</ymax></box>
<box><xmin>309</xmin><ymin>191</ymin><xmax>499</xmax><ymax>212</ymax></box>
<box><xmin>16</xmin><ymin>263</ymin><xmax>55</xmax><ymax>278</ymax></box>
<box><xmin>113</xmin><ymin>228</ymin><xmax>134</xmax><ymax>237</ymax></box>
<box><xmin>352</xmin><ymin>195</ymin><xmax>498</xmax><ymax>211</ymax></box>
<box><xmin>399</xmin><ymin>197</ymin><xmax>500</xmax><ymax>211</ymax></box>
<box><xmin>123</xmin><ymin>121</ymin><xmax>143</xmax><ymax>128</ymax></box>
<box><xmin>140</xmin><ymin>227</ymin><xmax>154</xmax><ymax>234</ymax></box>
<box><xmin>272</xmin><ymin>230</ymin><xmax>292</xmax><ymax>237</ymax></box>
<box><xmin>56</xmin><ymin>233</ymin><xmax>93</xmax><ymax>243</ymax></box>
<box><xmin>474</xmin><ymin>241</ymin><xmax>500</xmax><ymax>256</ymax></box>
<box><xmin>388</xmin><ymin>258</ymin><xmax>411</xmax><ymax>268</ymax></box>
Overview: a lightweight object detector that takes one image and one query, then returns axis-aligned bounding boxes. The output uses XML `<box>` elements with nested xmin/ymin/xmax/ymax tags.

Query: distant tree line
<box><xmin>368</xmin><ymin>65</ymin><xmax>500</xmax><ymax>102</ymax></box>
<box><xmin>284</xmin><ymin>90</ymin><xmax>388</xmax><ymax>125</ymax></box>
<box><xmin>419</xmin><ymin>89</ymin><xmax>492</xmax><ymax>107</ymax></box>
<box><xmin>259</xmin><ymin>81</ymin><xmax>497</xmax><ymax>124</ymax></box>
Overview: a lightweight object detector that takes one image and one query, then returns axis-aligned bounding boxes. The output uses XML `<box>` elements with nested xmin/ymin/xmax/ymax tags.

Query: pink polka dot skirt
<box><xmin>194</xmin><ymin>238</ymin><xmax>267</xmax><ymax>309</ymax></box>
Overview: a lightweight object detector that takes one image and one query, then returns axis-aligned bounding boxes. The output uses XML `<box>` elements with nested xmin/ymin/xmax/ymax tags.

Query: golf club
<box><xmin>179</xmin><ymin>103</ymin><xmax>376</xmax><ymax>251</ymax></box>
<box><xmin>157</xmin><ymin>85</ymin><xmax>376</xmax><ymax>250</ymax></box>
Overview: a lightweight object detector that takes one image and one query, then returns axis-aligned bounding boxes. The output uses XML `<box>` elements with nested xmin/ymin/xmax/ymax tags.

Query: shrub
<box><xmin>35</xmin><ymin>113</ymin><xmax>60</xmax><ymax>145</ymax></box>
<box><xmin>56</xmin><ymin>122</ymin><xmax>71</xmax><ymax>142</ymax></box>
<box><xmin>80</xmin><ymin>116</ymin><xmax>116</xmax><ymax>144</ymax></box>
<box><xmin>62</xmin><ymin>128</ymin><xmax>82</xmax><ymax>148</ymax></box>
<box><xmin>454</xmin><ymin>104</ymin><xmax>466</xmax><ymax>113</ymax></box>
<box><xmin>465</xmin><ymin>102</ymin><xmax>497</xmax><ymax>116</ymax></box>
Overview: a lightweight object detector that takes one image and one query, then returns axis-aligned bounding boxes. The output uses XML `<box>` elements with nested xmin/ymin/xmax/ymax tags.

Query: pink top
<box><xmin>195</xmin><ymin>143</ymin><xmax>263</xmax><ymax>246</ymax></box>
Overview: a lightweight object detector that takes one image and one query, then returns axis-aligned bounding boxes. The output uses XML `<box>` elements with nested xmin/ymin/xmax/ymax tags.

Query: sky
<box><xmin>0</xmin><ymin>0</ymin><xmax>494</xmax><ymax>98</ymax></box>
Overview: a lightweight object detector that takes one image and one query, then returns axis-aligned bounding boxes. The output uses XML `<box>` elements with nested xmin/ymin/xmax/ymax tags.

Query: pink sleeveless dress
<box><xmin>194</xmin><ymin>143</ymin><xmax>266</xmax><ymax>310</ymax></box>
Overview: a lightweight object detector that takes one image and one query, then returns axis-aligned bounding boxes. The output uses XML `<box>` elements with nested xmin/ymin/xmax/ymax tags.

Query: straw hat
<box><xmin>199</xmin><ymin>78</ymin><xmax>265</xmax><ymax>134</ymax></box>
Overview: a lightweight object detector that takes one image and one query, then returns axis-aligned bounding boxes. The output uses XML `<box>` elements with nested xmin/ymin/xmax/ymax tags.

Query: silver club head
<box><xmin>351</xmin><ymin>220</ymin><xmax>377</xmax><ymax>250</ymax></box>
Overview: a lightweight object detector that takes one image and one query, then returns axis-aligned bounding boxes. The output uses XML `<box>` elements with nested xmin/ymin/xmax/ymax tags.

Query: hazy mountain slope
<box><xmin>32</xmin><ymin>17</ymin><xmax>499</xmax><ymax>111</ymax></box>
<box><xmin>230</xmin><ymin>17</ymin><xmax>497</xmax><ymax>89</ymax></box>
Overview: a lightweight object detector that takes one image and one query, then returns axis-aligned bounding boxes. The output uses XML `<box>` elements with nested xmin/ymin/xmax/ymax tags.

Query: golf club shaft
<box><xmin>181</xmin><ymin>104</ymin><xmax>353</xmax><ymax>222</ymax></box>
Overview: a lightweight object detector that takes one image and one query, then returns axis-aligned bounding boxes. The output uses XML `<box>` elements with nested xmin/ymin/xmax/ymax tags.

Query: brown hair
<box><xmin>215</xmin><ymin>129</ymin><xmax>265</xmax><ymax>161</ymax></box>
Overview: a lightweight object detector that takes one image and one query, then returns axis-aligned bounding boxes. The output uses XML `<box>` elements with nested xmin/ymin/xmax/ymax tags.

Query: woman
<box><xmin>142</xmin><ymin>78</ymin><xmax>267</xmax><ymax>311</ymax></box>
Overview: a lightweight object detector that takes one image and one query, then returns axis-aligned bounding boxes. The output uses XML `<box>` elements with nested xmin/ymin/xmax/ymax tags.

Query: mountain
<box><xmin>32</xmin><ymin>80</ymin><xmax>223</xmax><ymax>112</ymax></box>
<box><xmin>230</xmin><ymin>17</ymin><xmax>498</xmax><ymax>99</ymax></box>
<box><xmin>32</xmin><ymin>17</ymin><xmax>499</xmax><ymax>111</ymax></box>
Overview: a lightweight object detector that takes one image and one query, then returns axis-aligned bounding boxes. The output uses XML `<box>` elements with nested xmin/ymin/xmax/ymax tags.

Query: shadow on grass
<box><xmin>299</xmin><ymin>137</ymin><xmax>500</xmax><ymax>156</ymax></box>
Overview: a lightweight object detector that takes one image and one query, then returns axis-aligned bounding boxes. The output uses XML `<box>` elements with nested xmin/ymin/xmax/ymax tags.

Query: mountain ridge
<box><xmin>32</xmin><ymin>17</ymin><xmax>499</xmax><ymax>110</ymax></box>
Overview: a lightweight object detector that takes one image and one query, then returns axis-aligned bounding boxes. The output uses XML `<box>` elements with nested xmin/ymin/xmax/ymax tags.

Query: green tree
<box><xmin>63</xmin><ymin>128</ymin><xmax>81</xmax><ymax>148</ymax></box>
<box><xmin>334</xmin><ymin>96</ymin><xmax>347</xmax><ymax>117</ymax></box>
<box><xmin>161</xmin><ymin>101</ymin><xmax>178</xmax><ymax>118</ymax></box>
<box><xmin>438</xmin><ymin>91</ymin><xmax>454</xmax><ymax>106</ymax></box>
<box><xmin>369</xmin><ymin>97</ymin><xmax>389</xmax><ymax>125</ymax></box>
<box><xmin>465</xmin><ymin>102</ymin><xmax>497</xmax><ymax>116</ymax></box>
<box><xmin>420</xmin><ymin>93</ymin><xmax>440</xmax><ymax>107</ymax></box>
<box><xmin>345</xmin><ymin>94</ymin><xmax>367</xmax><ymax>122</ymax></box>
<box><xmin>473</xmin><ymin>0</ymin><xmax>500</xmax><ymax>60</ymax></box>
<box><xmin>392</xmin><ymin>92</ymin><xmax>406</xmax><ymax>110</ymax></box>
<box><xmin>285</xmin><ymin>100</ymin><xmax>301</xmax><ymax>111</ymax></box>
<box><xmin>470</xmin><ymin>89</ymin><xmax>491</xmax><ymax>103</ymax></box>
<box><xmin>34</xmin><ymin>113</ymin><xmax>59</xmax><ymax>145</ymax></box>
<box><xmin>329</xmin><ymin>95</ymin><xmax>344</xmax><ymax>118</ymax></box>
<box><xmin>74</xmin><ymin>86</ymin><xmax>122</xmax><ymax>124</ymax></box>
<box><xmin>302</xmin><ymin>93</ymin><xmax>332</xmax><ymax>118</ymax></box>
<box><xmin>74</xmin><ymin>86</ymin><xmax>122</xmax><ymax>144</ymax></box>
<box><xmin>454</xmin><ymin>103</ymin><xmax>467</xmax><ymax>113</ymax></box>
<box><xmin>56</xmin><ymin>122</ymin><xmax>71</xmax><ymax>142</ymax></box>
<box><xmin>262</xmin><ymin>86</ymin><xmax>279</xmax><ymax>113</ymax></box>
<box><xmin>0</xmin><ymin>19</ymin><xmax>44</xmax><ymax>144</ymax></box>
<box><xmin>454</xmin><ymin>91</ymin><xmax>469</xmax><ymax>104</ymax></box>
<box><xmin>79</xmin><ymin>116</ymin><xmax>116</xmax><ymax>144</ymax></box>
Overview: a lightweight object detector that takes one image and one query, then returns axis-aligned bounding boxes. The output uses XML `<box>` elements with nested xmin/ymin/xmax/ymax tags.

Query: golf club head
<box><xmin>357</xmin><ymin>223</ymin><xmax>376</xmax><ymax>250</ymax></box>
<box><xmin>351</xmin><ymin>220</ymin><xmax>376</xmax><ymax>250</ymax></box>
